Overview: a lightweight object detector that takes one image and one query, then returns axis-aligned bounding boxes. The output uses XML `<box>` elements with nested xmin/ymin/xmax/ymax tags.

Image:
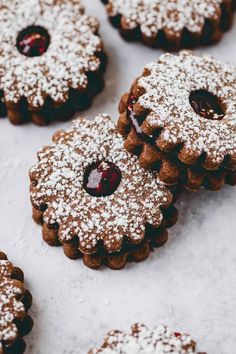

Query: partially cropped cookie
<box><xmin>118</xmin><ymin>51</ymin><xmax>236</xmax><ymax>191</ymax></box>
<box><xmin>101</xmin><ymin>0</ymin><xmax>235</xmax><ymax>49</ymax></box>
<box><xmin>89</xmin><ymin>323</ymin><xmax>206</xmax><ymax>353</ymax></box>
<box><xmin>0</xmin><ymin>0</ymin><xmax>106</xmax><ymax>125</ymax></box>
<box><xmin>0</xmin><ymin>252</ymin><xmax>33</xmax><ymax>354</ymax></box>
<box><xmin>29</xmin><ymin>114</ymin><xmax>177</xmax><ymax>270</ymax></box>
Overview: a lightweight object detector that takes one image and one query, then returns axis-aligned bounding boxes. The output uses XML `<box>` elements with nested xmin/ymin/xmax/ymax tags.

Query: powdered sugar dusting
<box><xmin>90</xmin><ymin>323</ymin><xmax>202</xmax><ymax>353</ymax></box>
<box><xmin>0</xmin><ymin>0</ymin><xmax>102</xmax><ymax>107</ymax></box>
<box><xmin>137</xmin><ymin>51</ymin><xmax>236</xmax><ymax>165</ymax></box>
<box><xmin>105</xmin><ymin>0</ymin><xmax>222</xmax><ymax>36</ymax></box>
<box><xmin>0</xmin><ymin>259</ymin><xmax>25</xmax><ymax>348</ymax></box>
<box><xmin>30</xmin><ymin>115</ymin><xmax>172</xmax><ymax>253</ymax></box>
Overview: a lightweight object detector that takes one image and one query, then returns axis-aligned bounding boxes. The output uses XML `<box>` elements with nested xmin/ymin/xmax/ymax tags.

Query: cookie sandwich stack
<box><xmin>0</xmin><ymin>0</ymin><xmax>235</xmax><ymax>353</ymax></box>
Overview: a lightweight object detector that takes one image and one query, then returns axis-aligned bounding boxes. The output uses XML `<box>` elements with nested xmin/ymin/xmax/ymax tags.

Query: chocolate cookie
<box><xmin>0</xmin><ymin>252</ymin><xmax>33</xmax><ymax>354</ymax></box>
<box><xmin>118</xmin><ymin>51</ymin><xmax>236</xmax><ymax>191</ymax></box>
<box><xmin>101</xmin><ymin>0</ymin><xmax>235</xmax><ymax>49</ymax></box>
<box><xmin>29</xmin><ymin>114</ymin><xmax>178</xmax><ymax>270</ymax></box>
<box><xmin>89</xmin><ymin>323</ymin><xmax>206</xmax><ymax>353</ymax></box>
<box><xmin>0</xmin><ymin>0</ymin><xmax>106</xmax><ymax>125</ymax></box>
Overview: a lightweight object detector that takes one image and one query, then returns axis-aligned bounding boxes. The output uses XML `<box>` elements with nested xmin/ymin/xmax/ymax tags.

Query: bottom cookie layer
<box><xmin>32</xmin><ymin>205</ymin><xmax>178</xmax><ymax>270</ymax></box>
<box><xmin>122</xmin><ymin>127</ymin><xmax>236</xmax><ymax>192</ymax></box>
<box><xmin>0</xmin><ymin>53</ymin><xmax>106</xmax><ymax>126</ymax></box>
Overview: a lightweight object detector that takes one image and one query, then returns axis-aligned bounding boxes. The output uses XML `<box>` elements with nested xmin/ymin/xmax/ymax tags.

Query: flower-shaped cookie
<box><xmin>30</xmin><ymin>114</ymin><xmax>177</xmax><ymax>269</ymax></box>
<box><xmin>0</xmin><ymin>252</ymin><xmax>33</xmax><ymax>354</ymax></box>
<box><xmin>118</xmin><ymin>51</ymin><xmax>236</xmax><ymax>191</ymax></box>
<box><xmin>89</xmin><ymin>323</ymin><xmax>206</xmax><ymax>354</ymax></box>
<box><xmin>102</xmin><ymin>0</ymin><xmax>234</xmax><ymax>48</ymax></box>
<box><xmin>0</xmin><ymin>0</ymin><xmax>106</xmax><ymax>125</ymax></box>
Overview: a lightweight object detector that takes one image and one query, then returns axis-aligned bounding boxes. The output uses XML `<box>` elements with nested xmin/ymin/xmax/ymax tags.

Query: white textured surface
<box><xmin>0</xmin><ymin>1</ymin><xmax>235</xmax><ymax>353</ymax></box>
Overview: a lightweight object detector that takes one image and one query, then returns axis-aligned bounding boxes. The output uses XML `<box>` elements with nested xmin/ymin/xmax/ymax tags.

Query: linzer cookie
<box><xmin>29</xmin><ymin>114</ymin><xmax>178</xmax><ymax>270</ymax></box>
<box><xmin>89</xmin><ymin>323</ymin><xmax>206</xmax><ymax>353</ymax></box>
<box><xmin>0</xmin><ymin>252</ymin><xmax>33</xmax><ymax>354</ymax></box>
<box><xmin>0</xmin><ymin>0</ymin><xmax>106</xmax><ymax>125</ymax></box>
<box><xmin>118</xmin><ymin>51</ymin><xmax>236</xmax><ymax>191</ymax></box>
<box><xmin>101</xmin><ymin>0</ymin><xmax>235</xmax><ymax>49</ymax></box>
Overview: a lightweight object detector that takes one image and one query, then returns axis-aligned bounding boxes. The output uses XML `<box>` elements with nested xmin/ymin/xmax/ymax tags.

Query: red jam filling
<box><xmin>17</xmin><ymin>26</ymin><xmax>50</xmax><ymax>57</ymax></box>
<box><xmin>83</xmin><ymin>161</ymin><xmax>122</xmax><ymax>197</ymax></box>
<box><xmin>127</xmin><ymin>94</ymin><xmax>156</xmax><ymax>145</ymax></box>
<box><xmin>189</xmin><ymin>90</ymin><xmax>225</xmax><ymax>120</ymax></box>
<box><xmin>174</xmin><ymin>332</ymin><xmax>181</xmax><ymax>337</ymax></box>
<box><xmin>127</xmin><ymin>94</ymin><xmax>143</xmax><ymax>134</ymax></box>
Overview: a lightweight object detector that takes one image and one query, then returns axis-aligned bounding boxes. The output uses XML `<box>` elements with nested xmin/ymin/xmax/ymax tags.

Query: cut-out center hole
<box><xmin>83</xmin><ymin>161</ymin><xmax>122</xmax><ymax>197</ymax></box>
<box><xmin>189</xmin><ymin>90</ymin><xmax>225</xmax><ymax>120</ymax></box>
<box><xmin>16</xmin><ymin>26</ymin><xmax>50</xmax><ymax>57</ymax></box>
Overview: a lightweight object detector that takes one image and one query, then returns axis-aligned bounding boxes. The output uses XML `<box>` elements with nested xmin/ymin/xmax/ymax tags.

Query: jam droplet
<box><xmin>127</xmin><ymin>94</ymin><xmax>156</xmax><ymax>145</ymax></box>
<box><xmin>189</xmin><ymin>90</ymin><xmax>225</xmax><ymax>120</ymax></box>
<box><xmin>127</xmin><ymin>94</ymin><xmax>143</xmax><ymax>134</ymax></box>
<box><xmin>17</xmin><ymin>26</ymin><xmax>50</xmax><ymax>57</ymax></box>
<box><xmin>83</xmin><ymin>161</ymin><xmax>122</xmax><ymax>197</ymax></box>
<box><xmin>174</xmin><ymin>332</ymin><xmax>181</xmax><ymax>337</ymax></box>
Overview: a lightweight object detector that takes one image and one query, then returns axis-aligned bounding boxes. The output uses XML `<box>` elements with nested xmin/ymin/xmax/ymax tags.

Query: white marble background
<box><xmin>0</xmin><ymin>1</ymin><xmax>236</xmax><ymax>353</ymax></box>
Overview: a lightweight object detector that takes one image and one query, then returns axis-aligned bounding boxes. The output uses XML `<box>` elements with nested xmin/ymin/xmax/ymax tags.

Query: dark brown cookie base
<box><xmin>0</xmin><ymin>51</ymin><xmax>107</xmax><ymax>126</ymax></box>
<box><xmin>101</xmin><ymin>0</ymin><xmax>235</xmax><ymax>50</ymax></box>
<box><xmin>0</xmin><ymin>252</ymin><xmax>33</xmax><ymax>354</ymax></box>
<box><xmin>117</xmin><ymin>92</ymin><xmax>236</xmax><ymax>192</ymax></box>
<box><xmin>32</xmin><ymin>204</ymin><xmax>178</xmax><ymax>270</ymax></box>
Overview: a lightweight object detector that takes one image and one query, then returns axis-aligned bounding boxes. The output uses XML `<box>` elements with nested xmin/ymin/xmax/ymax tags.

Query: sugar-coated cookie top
<box><xmin>105</xmin><ymin>0</ymin><xmax>223</xmax><ymax>36</ymax></box>
<box><xmin>89</xmin><ymin>323</ymin><xmax>203</xmax><ymax>354</ymax></box>
<box><xmin>0</xmin><ymin>258</ymin><xmax>25</xmax><ymax>351</ymax></box>
<box><xmin>135</xmin><ymin>51</ymin><xmax>236</xmax><ymax>168</ymax></box>
<box><xmin>30</xmin><ymin>115</ymin><xmax>172</xmax><ymax>254</ymax></box>
<box><xmin>0</xmin><ymin>0</ymin><xmax>102</xmax><ymax>107</ymax></box>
